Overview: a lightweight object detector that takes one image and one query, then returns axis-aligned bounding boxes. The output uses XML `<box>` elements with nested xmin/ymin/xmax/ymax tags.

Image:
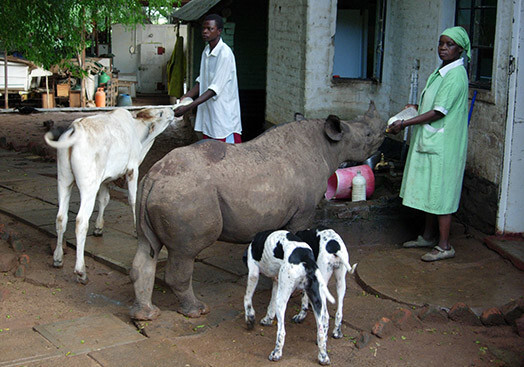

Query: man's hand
<box><xmin>174</xmin><ymin>104</ymin><xmax>191</xmax><ymax>117</ymax></box>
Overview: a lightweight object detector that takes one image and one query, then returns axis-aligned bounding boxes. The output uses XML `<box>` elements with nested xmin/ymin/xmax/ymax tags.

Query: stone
<box><xmin>448</xmin><ymin>302</ymin><xmax>482</xmax><ymax>326</ymax></box>
<box><xmin>355</xmin><ymin>331</ymin><xmax>372</xmax><ymax>349</ymax></box>
<box><xmin>417</xmin><ymin>305</ymin><xmax>449</xmax><ymax>323</ymax></box>
<box><xmin>0</xmin><ymin>251</ymin><xmax>18</xmax><ymax>272</ymax></box>
<box><xmin>19</xmin><ymin>254</ymin><xmax>30</xmax><ymax>265</ymax></box>
<box><xmin>10</xmin><ymin>239</ymin><xmax>25</xmax><ymax>253</ymax></box>
<box><xmin>480</xmin><ymin>307</ymin><xmax>506</xmax><ymax>326</ymax></box>
<box><xmin>390</xmin><ymin>308</ymin><xmax>423</xmax><ymax>330</ymax></box>
<box><xmin>14</xmin><ymin>264</ymin><xmax>26</xmax><ymax>278</ymax></box>
<box><xmin>371</xmin><ymin>317</ymin><xmax>394</xmax><ymax>338</ymax></box>
<box><xmin>515</xmin><ymin>315</ymin><xmax>524</xmax><ymax>337</ymax></box>
<box><xmin>500</xmin><ymin>297</ymin><xmax>524</xmax><ymax>325</ymax></box>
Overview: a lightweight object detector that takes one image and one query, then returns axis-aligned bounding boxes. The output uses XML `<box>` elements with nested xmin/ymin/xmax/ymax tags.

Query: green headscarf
<box><xmin>441</xmin><ymin>26</ymin><xmax>471</xmax><ymax>61</ymax></box>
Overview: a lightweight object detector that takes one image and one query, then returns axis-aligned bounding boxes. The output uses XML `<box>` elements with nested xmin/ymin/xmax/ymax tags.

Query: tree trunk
<box><xmin>4</xmin><ymin>50</ymin><xmax>8</xmax><ymax>109</ymax></box>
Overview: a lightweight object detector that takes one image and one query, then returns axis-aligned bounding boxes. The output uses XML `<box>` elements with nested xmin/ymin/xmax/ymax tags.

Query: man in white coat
<box><xmin>175</xmin><ymin>14</ymin><xmax>242</xmax><ymax>143</ymax></box>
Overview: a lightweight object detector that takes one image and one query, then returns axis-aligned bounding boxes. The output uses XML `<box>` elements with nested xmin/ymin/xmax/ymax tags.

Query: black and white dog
<box><xmin>293</xmin><ymin>227</ymin><xmax>357</xmax><ymax>339</ymax></box>
<box><xmin>243</xmin><ymin>230</ymin><xmax>335</xmax><ymax>365</ymax></box>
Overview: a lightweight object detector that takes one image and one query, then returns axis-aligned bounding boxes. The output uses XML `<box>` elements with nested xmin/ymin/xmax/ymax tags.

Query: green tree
<box><xmin>0</xmin><ymin>0</ymin><xmax>180</xmax><ymax>70</ymax></box>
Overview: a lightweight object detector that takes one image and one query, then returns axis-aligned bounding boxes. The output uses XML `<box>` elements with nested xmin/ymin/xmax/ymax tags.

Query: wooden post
<box><xmin>4</xmin><ymin>50</ymin><xmax>8</xmax><ymax>109</ymax></box>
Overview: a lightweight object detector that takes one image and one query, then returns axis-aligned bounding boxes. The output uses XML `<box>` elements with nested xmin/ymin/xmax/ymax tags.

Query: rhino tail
<box><xmin>137</xmin><ymin>178</ymin><xmax>163</xmax><ymax>259</ymax></box>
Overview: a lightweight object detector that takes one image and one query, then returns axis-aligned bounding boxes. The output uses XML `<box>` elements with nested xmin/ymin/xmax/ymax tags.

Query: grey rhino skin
<box><xmin>130</xmin><ymin>101</ymin><xmax>384</xmax><ymax>319</ymax></box>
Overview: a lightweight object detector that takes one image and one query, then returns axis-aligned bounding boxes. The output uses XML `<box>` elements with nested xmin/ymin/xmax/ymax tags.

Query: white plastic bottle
<box><xmin>351</xmin><ymin>170</ymin><xmax>366</xmax><ymax>202</ymax></box>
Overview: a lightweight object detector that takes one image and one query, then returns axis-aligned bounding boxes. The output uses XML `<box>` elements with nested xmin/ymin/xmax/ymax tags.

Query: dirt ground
<box><xmin>0</xmin><ymin>108</ymin><xmax>523</xmax><ymax>366</ymax></box>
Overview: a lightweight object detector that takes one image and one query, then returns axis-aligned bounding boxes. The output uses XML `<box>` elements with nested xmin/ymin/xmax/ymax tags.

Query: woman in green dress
<box><xmin>388</xmin><ymin>26</ymin><xmax>470</xmax><ymax>262</ymax></box>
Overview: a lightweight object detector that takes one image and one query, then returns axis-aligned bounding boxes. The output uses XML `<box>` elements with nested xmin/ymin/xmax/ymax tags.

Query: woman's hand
<box><xmin>405</xmin><ymin>104</ymin><xmax>418</xmax><ymax>111</ymax></box>
<box><xmin>386</xmin><ymin>120</ymin><xmax>404</xmax><ymax>135</ymax></box>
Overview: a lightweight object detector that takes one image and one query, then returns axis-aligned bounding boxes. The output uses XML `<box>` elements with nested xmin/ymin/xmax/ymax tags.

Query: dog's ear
<box><xmin>324</xmin><ymin>115</ymin><xmax>343</xmax><ymax>141</ymax></box>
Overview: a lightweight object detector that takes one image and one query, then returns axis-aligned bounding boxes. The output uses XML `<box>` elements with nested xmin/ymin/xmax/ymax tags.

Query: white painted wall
<box><xmin>111</xmin><ymin>24</ymin><xmax>187</xmax><ymax>94</ymax></box>
<box><xmin>497</xmin><ymin>0</ymin><xmax>524</xmax><ymax>234</ymax></box>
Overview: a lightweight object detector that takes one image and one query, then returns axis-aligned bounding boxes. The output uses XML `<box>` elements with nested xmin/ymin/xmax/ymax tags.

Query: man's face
<box><xmin>202</xmin><ymin>20</ymin><xmax>221</xmax><ymax>44</ymax></box>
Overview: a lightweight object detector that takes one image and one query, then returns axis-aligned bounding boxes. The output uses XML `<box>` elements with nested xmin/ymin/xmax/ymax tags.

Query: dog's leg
<box><xmin>332</xmin><ymin>266</ymin><xmax>347</xmax><ymax>339</ymax></box>
<box><xmin>244</xmin><ymin>263</ymin><xmax>260</xmax><ymax>330</ymax></box>
<box><xmin>268</xmin><ymin>272</ymin><xmax>294</xmax><ymax>362</ymax></box>
<box><xmin>291</xmin><ymin>291</ymin><xmax>309</xmax><ymax>323</ymax></box>
<box><xmin>260</xmin><ymin>278</ymin><xmax>278</xmax><ymax>326</ymax></box>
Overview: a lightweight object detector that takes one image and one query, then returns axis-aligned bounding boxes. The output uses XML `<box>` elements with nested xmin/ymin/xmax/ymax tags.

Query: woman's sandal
<box><xmin>403</xmin><ymin>235</ymin><xmax>439</xmax><ymax>248</ymax></box>
<box><xmin>421</xmin><ymin>245</ymin><xmax>455</xmax><ymax>262</ymax></box>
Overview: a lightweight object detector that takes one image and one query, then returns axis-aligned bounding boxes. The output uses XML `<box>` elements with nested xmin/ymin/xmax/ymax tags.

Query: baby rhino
<box><xmin>243</xmin><ymin>230</ymin><xmax>335</xmax><ymax>365</ymax></box>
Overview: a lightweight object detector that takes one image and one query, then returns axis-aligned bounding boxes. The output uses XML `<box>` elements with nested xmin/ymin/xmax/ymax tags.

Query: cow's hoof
<box><xmin>53</xmin><ymin>260</ymin><xmax>63</xmax><ymax>268</ymax></box>
<box><xmin>130</xmin><ymin>304</ymin><xmax>161</xmax><ymax>321</ymax></box>
<box><xmin>177</xmin><ymin>301</ymin><xmax>210</xmax><ymax>318</ymax></box>
<box><xmin>93</xmin><ymin>228</ymin><xmax>103</xmax><ymax>237</ymax></box>
<box><xmin>74</xmin><ymin>271</ymin><xmax>89</xmax><ymax>285</ymax></box>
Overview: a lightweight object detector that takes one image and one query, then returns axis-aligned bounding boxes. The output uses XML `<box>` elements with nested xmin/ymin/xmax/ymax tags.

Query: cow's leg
<box><xmin>130</xmin><ymin>237</ymin><xmax>161</xmax><ymax>320</ymax></box>
<box><xmin>125</xmin><ymin>167</ymin><xmax>138</xmax><ymax>226</ymax></box>
<box><xmin>53</xmin><ymin>159</ymin><xmax>74</xmax><ymax>268</ymax></box>
<box><xmin>93</xmin><ymin>183</ymin><xmax>110</xmax><ymax>237</ymax></box>
<box><xmin>332</xmin><ymin>267</ymin><xmax>347</xmax><ymax>339</ymax></box>
<box><xmin>73</xmin><ymin>186</ymin><xmax>98</xmax><ymax>284</ymax></box>
<box><xmin>244</xmin><ymin>262</ymin><xmax>260</xmax><ymax>330</ymax></box>
<box><xmin>268</xmin><ymin>273</ymin><xmax>293</xmax><ymax>362</ymax></box>
<box><xmin>291</xmin><ymin>291</ymin><xmax>309</xmax><ymax>323</ymax></box>
<box><xmin>260</xmin><ymin>278</ymin><xmax>279</xmax><ymax>326</ymax></box>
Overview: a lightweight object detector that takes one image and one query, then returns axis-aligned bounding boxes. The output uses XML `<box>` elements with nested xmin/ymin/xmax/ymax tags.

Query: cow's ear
<box><xmin>324</xmin><ymin>114</ymin><xmax>343</xmax><ymax>141</ymax></box>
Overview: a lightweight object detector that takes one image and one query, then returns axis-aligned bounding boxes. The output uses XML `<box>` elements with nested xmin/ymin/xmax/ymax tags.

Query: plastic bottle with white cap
<box><xmin>351</xmin><ymin>170</ymin><xmax>366</xmax><ymax>202</ymax></box>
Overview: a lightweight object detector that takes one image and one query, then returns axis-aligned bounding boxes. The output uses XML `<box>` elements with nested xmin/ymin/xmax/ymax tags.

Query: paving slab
<box><xmin>88</xmin><ymin>338</ymin><xmax>205</xmax><ymax>367</ymax></box>
<box><xmin>25</xmin><ymin>354</ymin><xmax>102</xmax><ymax>367</ymax></box>
<box><xmin>33</xmin><ymin>314</ymin><xmax>145</xmax><ymax>355</ymax></box>
<box><xmin>356</xmin><ymin>236</ymin><xmax>524</xmax><ymax>310</ymax></box>
<box><xmin>197</xmin><ymin>240</ymin><xmax>249</xmax><ymax>277</ymax></box>
<box><xmin>0</xmin><ymin>328</ymin><xmax>60</xmax><ymax>367</ymax></box>
<box><xmin>485</xmin><ymin>235</ymin><xmax>524</xmax><ymax>271</ymax></box>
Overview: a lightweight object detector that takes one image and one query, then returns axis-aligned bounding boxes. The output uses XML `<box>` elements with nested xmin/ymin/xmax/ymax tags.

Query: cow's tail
<box><xmin>44</xmin><ymin>126</ymin><xmax>79</xmax><ymax>149</ymax></box>
<box><xmin>136</xmin><ymin>176</ymin><xmax>164</xmax><ymax>258</ymax></box>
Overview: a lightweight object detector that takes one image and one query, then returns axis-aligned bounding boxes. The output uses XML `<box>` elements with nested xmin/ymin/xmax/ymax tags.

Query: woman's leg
<box><xmin>422</xmin><ymin>213</ymin><xmax>438</xmax><ymax>241</ymax></box>
<box><xmin>437</xmin><ymin>214</ymin><xmax>452</xmax><ymax>250</ymax></box>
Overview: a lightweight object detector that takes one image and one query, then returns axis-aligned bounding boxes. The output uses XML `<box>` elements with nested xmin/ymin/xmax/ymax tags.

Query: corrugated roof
<box><xmin>172</xmin><ymin>0</ymin><xmax>221</xmax><ymax>21</ymax></box>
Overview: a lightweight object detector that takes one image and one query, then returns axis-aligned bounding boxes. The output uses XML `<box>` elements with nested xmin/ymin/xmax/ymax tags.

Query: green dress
<box><xmin>400</xmin><ymin>59</ymin><xmax>469</xmax><ymax>215</ymax></box>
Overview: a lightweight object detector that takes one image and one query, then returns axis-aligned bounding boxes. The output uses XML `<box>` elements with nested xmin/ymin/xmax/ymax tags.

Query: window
<box><xmin>456</xmin><ymin>0</ymin><xmax>497</xmax><ymax>89</ymax></box>
<box><xmin>332</xmin><ymin>0</ymin><xmax>386</xmax><ymax>81</ymax></box>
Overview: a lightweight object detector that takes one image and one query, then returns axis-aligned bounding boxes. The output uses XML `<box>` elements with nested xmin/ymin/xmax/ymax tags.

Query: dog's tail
<box><xmin>44</xmin><ymin>126</ymin><xmax>78</xmax><ymax>149</ymax></box>
<box><xmin>341</xmin><ymin>258</ymin><xmax>358</xmax><ymax>275</ymax></box>
<box><xmin>316</xmin><ymin>269</ymin><xmax>335</xmax><ymax>304</ymax></box>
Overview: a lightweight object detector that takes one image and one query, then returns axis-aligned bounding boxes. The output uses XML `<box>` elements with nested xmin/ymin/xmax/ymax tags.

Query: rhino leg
<box><xmin>130</xmin><ymin>239</ymin><xmax>161</xmax><ymax>320</ymax></box>
<box><xmin>164</xmin><ymin>252</ymin><xmax>210</xmax><ymax>318</ymax></box>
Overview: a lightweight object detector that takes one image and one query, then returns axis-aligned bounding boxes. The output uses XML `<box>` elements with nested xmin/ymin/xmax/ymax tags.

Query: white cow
<box><xmin>44</xmin><ymin>101</ymin><xmax>190</xmax><ymax>284</ymax></box>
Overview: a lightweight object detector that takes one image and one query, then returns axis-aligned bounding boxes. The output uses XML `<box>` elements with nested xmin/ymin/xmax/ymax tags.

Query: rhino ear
<box><xmin>324</xmin><ymin>114</ymin><xmax>343</xmax><ymax>141</ymax></box>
